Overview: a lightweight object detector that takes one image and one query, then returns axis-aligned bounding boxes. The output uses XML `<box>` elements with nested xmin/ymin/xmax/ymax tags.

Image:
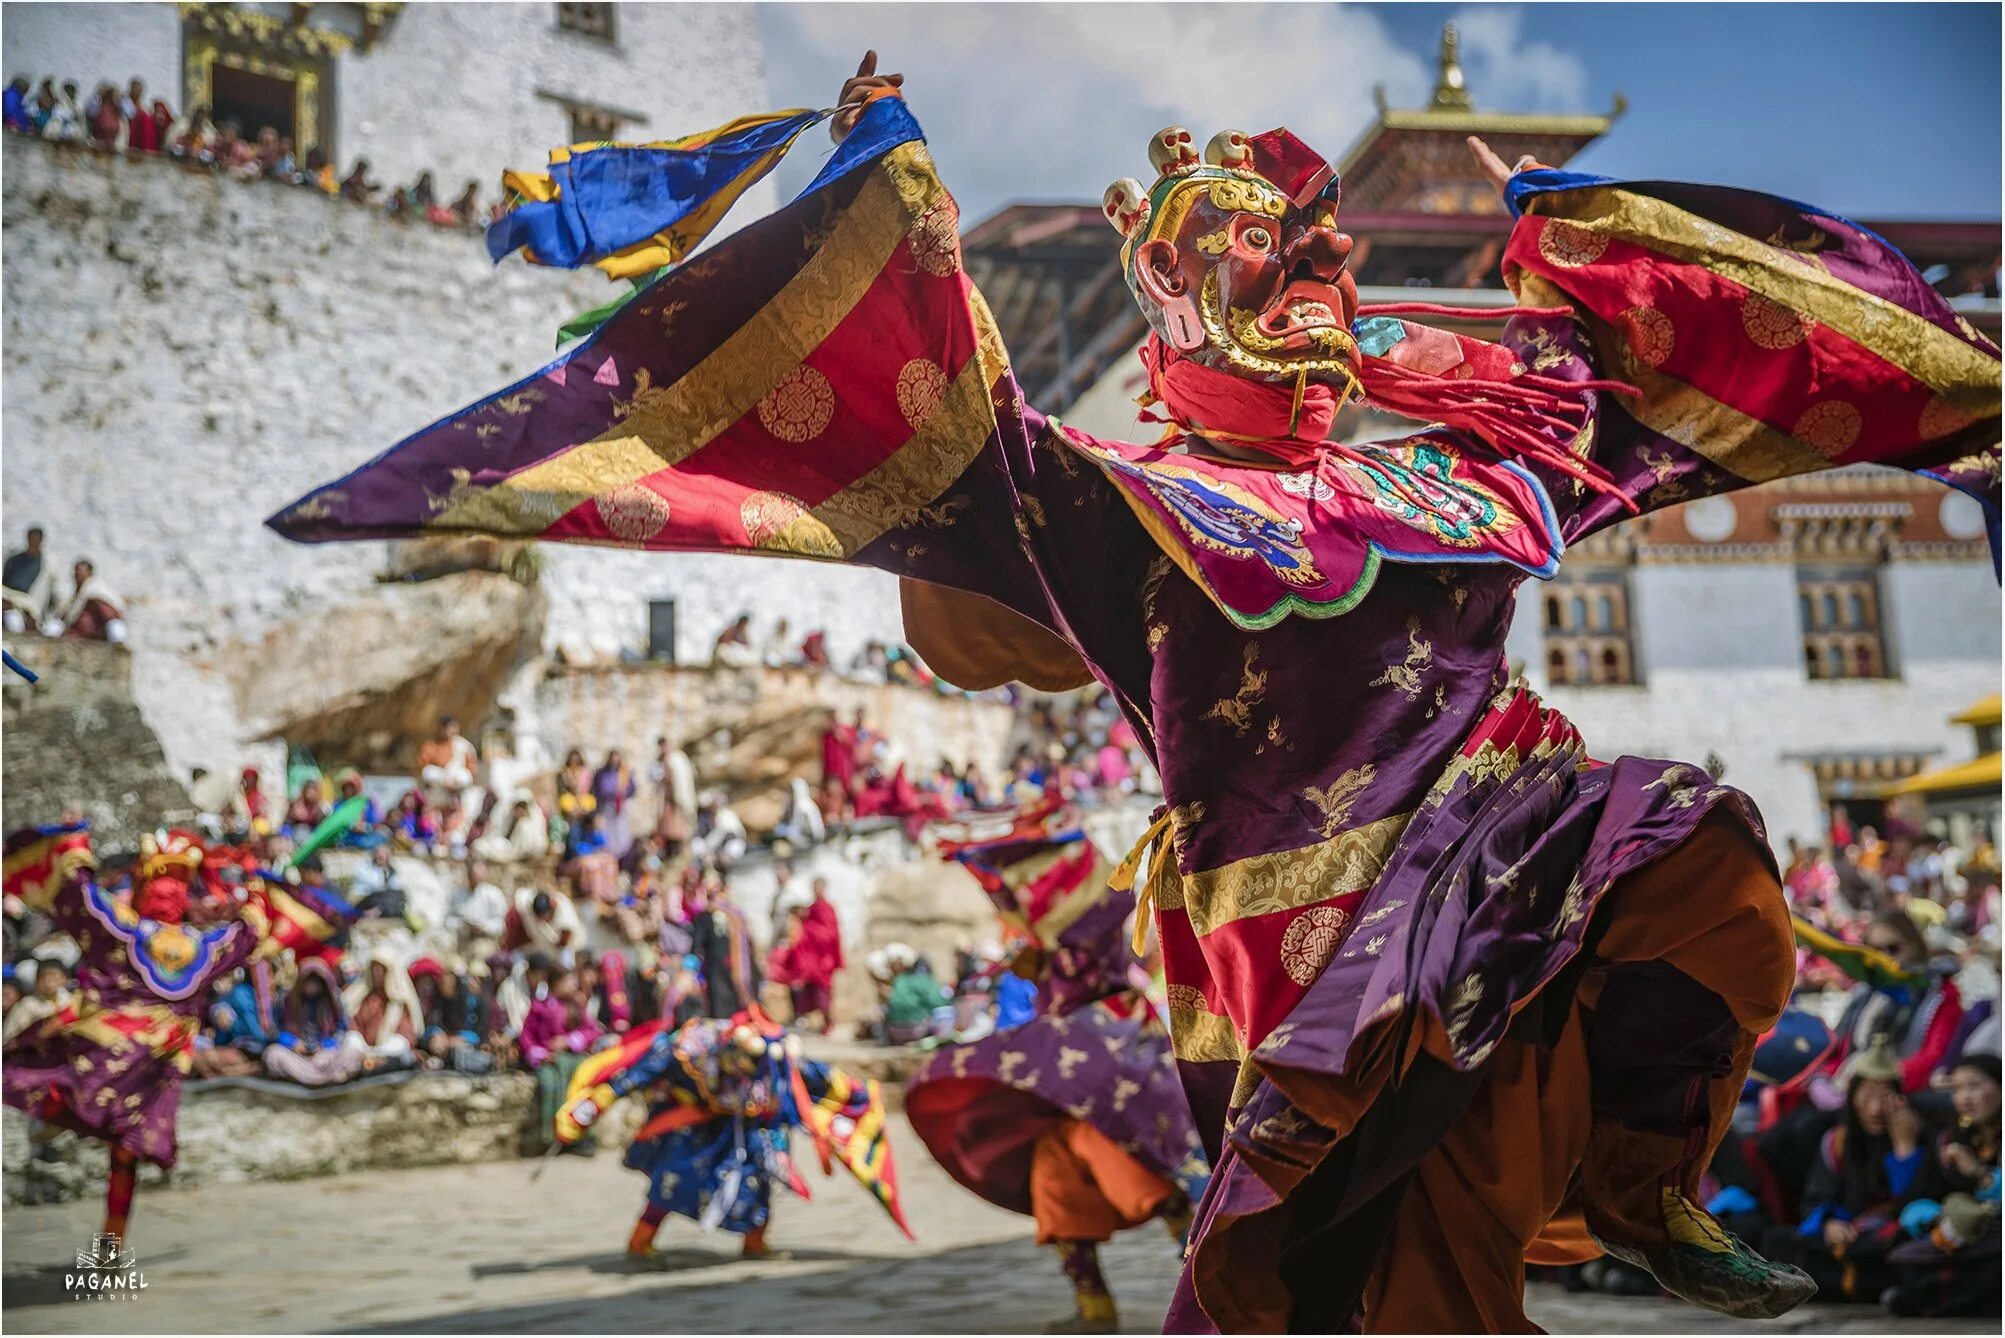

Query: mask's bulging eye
<box><xmin>1244</xmin><ymin>226</ymin><xmax>1273</xmax><ymax>252</ymax></box>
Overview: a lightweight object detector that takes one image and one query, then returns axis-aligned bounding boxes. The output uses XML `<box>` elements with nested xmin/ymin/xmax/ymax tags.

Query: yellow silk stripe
<box><xmin>1515</xmin><ymin>271</ymin><xmax>1834</xmax><ymax>485</ymax></box>
<box><xmin>1522</xmin><ymin>187</ymin><xmax>2000</xmax><ymax>416</ymax></box>
<box><xmin>809</xmin><ymin>353</ymin><xmax>996</xmax><ymax>557</ymax></box>
<box><xmin>1177</xmin><ymin>813</ymin><xmax>1412</xmax><ymax>939</ymax></box>
<box><xmin>1168</xmin><ymin>1000</ymin><xmax>1245</xmax><ymax>1064</ymax></box>
<box><xmin>434</xmin><ymin>144</ymin><xmax>947</xmax><ymax>538</ymax></box>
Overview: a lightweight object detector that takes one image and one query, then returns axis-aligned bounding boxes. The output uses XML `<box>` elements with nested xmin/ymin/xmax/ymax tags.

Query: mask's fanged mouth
<box><xmin>1257</xmin><ymin>279</ymin><xmax>1347</xmax><ymax>339</ymax></box>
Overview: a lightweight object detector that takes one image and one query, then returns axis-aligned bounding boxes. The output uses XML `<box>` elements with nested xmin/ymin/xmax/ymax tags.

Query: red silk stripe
<box><xmin>1022</xmin><ymin>845</ymin><xmax>1096</xmax><ymax>926</ymax></box>
<box><xmin>1197</xmin><ymin>889</ymin><xmax>1370</xmax><ymax>1047</ymax></box>
<box><xmin>1159</xmin><ymin>907</ymin><xmax>1232</xmax><ymax>1019</ymax></box>
<box><xmin>543</xmin><ymin>220</ymin><xmax>980</xmax><ymax>549</ymax></box>
<box><xmin>1509</xmin><ymin>223</ymin><xmax>1946</xmax><ymax>463</ymax></box>
<box><xmin>680</xmin><ymin>233</ymin><xmax>979</xmax><ymax>516</ymax></box>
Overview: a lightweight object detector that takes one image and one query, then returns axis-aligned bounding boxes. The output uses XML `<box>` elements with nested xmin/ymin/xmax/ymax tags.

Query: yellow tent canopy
<box><xmin>1951</xmin><ymin>694</ymin><xmax>2002</xmax><ymax>729</ymax></box>
<box><xmin>1886</xmin><ymin>751</ymin><xmax>2002</xmax><ymax>797</ymax></box>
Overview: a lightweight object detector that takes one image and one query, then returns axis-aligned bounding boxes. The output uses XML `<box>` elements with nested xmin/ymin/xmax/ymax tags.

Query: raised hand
<box><xmin>832</xmin><ymin>50</ymin><xmax>904</xmax><ymax>144</ymax></box>
<box><xmin>1468</xmin><ymin>136</ymin><xmax>1547</xmax><ymax>203</ymax></box>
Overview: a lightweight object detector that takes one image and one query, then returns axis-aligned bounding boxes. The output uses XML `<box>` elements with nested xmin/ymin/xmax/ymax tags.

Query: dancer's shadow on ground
<box><xmin>471</xmin><ymin>1244</ymin><xmax>864</xmax><ymax>1280</ymax></box>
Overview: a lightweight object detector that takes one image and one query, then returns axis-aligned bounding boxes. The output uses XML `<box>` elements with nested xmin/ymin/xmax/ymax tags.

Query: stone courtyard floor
<box><xmin>2</xmin><ymin>1115</ymin><xmax>1990</xmax><ymax>1334</ymax></box>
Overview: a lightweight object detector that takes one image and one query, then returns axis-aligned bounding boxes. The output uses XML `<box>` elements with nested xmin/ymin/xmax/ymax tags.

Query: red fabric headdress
<box><xmin>133</xmin><ymin>874</ymin><xmax>191</xmax><ymax>925</ymax></box>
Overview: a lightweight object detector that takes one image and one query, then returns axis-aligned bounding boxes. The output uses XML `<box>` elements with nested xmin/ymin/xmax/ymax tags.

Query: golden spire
<box><xmin>1430</xmin><ymin>21</ymin><xmax>1474</xmax><ymax>111</ymax></box>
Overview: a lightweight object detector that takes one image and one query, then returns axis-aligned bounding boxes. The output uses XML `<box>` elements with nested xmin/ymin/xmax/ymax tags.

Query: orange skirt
<box><xmin>1028</xmin><ymin>1117</ymin><xmax>1175</xmax><ymax>1245</ymax></box>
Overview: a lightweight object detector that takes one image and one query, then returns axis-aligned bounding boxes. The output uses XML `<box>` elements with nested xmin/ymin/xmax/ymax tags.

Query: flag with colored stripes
<box><xmin>248</xmin><ymin>874</ymin><xmax>357</xmax><ymax>963</ymax></box>
<box><xmin>1791</xmin><ymin>914</ymin><xmax>1927</xmax><ymax>995</ymax></box>
<box><xmin>267</xmin><ymin>96</ymin><xmax>1012</xmax><ymax>581</ymax></box>
<box><xmin>489</xmin><ymin>109</ymin><xmax>829</xmax><ymax>281</ymax></box>
<box><xmin>804</xmin><ymin>1066</ymin><xmax>915</xmax><ymax>1240</ymax></box>
<box><xmin>2</xmin><ymin>823</ymin><xmax>95</xmax><ymax>911</ymax></box>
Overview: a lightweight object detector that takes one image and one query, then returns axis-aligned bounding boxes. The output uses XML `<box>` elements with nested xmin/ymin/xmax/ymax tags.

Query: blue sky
<box><xmin>759</xmin><ymin>3</ymin><xmax>2002</xmax><ymax>227</ymax></box>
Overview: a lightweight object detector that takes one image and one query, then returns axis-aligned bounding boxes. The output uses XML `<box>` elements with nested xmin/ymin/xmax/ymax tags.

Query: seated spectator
<box><xmin>521</xmin><ymin>967</ymin><xmax>606</xmax><ymax>1152</ymax></box>
<box><xmin>193</xmin><ymin>969</ymin><xmax>269</xmax><ymax>1077</ymax></box>
<box><xmin>576</xmin><ymin>949</ymin><xmax>632</xmax><ymax>1036</ymax></box>
<box><xmin>47</xmin><ymin>558</ymin><xmax>124</xmax><ymax>642</ymax></box>
<box><xmin>168</xmin><ymin>101</ymin><xmax>213</xmax><ymax>158</ymax></box>
<box><xmin>3</xmin><ymin>957</ymin><xmax>71</xmax><ymax>1045</ymax></box>
<box><xmin>818</xmin><ymin>775</ymin><xmax>854</xmax><ymax>828</ymax></box>
<box><xmin>1883</xmin><ymin>1052</ymin><xmax>2002</xmax><ymax>1317</ymax></box>
<box><xmin>84</xmin><ymin>82</ymin><xmax>121</xmax><ymax>149</ymax></box>
<box><xmin>339</xmin><ymin>158</ymin><xmax>380</xmax><ymax>203</ymax></box>
<box><xmin>590</xmin><ymin>749</ymin><xmax>636</xmax><ymax>858</ymax></box>
<box><xmin>123</xmin><ymin>79</ymin><xmax>161</xmax><ymax>153</ymax></box>
<box><xmin>711</xmin><ymin>613</ymin><xmax>758</xmax><ymax>668</ymax></box>
<box><xmin>455</xmin><ymin>858</ymin><xmax>510</xmax><ymax>959</ymax></box>
<box><xmin>557</xmin><ymin>748</ymin><xmax>597</xmax><ymax>829</ymax></box>
<box><xmin>774</xmin><ymin>778</ymin><xmax>827</xmax><ymax>850</ymax></box>
<box><xmin>147</xmin><ymin>99</ymin><xmax>173</xmax><ymax>152</ymax></box>
<box><xmin>472</xmin><ymin>795</ymin><xmax>549</xmax><ymax>864</ymax></box>
<box><xmin>343</xmin><ymin>945</ymin><xmax>419</xmax><ymax>1063</ymax></box>
<box><xmin>409</xmin><ymin>956</ymin><xmax>489</xmax><ymax>1070</ymax></box>
<box><xmin>390</xmin><ymin>788</ymin><xmax>439</xmax><ymax>848</ymax></box>
<box><xmin>43</xmin><ymin>81</ymin><xmax>82</xmax><ymax>143</ymax></box>
<box><xmin>800</xmin><ymin>630</ymin><xmax>831</xmax><ymax>671</ymax></box>
<box><xmin>1761</xmin><ymin>1039</ymin><xmax>1953</xmax><ymax>1302</ymax></box>
<box><xmin>877</xmin><ymin>944</ymin><xmax>949</xmax><ymax>1045</ymax></box>
<box><xmin>333</xmin><ymin>770</ymin><xmax>386</xmax><ymax>847</ymax></box>
<box><xmin>350</xmin><ymin>846</ymin><xmax>409</xmax><ymax>925</ymax></box>
<box><xmin>5</xmin><ymin>524</ymin><xmax>54</xmax><ymax>630</ymax></box>
<box><xmin>564</xmin><ymin>811</ymin><xmax>622</xmax><ymax>904</ymax></box>
<box><xmin>28</xmin><ymin>79</ymin><xmax>56</xmax><ymax>135</ymax></box>
<box><xmin>418</xmin><ymin>715</ymin><xmax>479</xmax><ymax>795</ymax></box>
<box><xmin>502</xmin><ymin>888</ymin><xmax>583</xmax><ymax>960</ymax></box>
<box><xmin>231</xmin><ymin>766</ymin><xmax>271</xmax><ymax>841</ymax></box>
<box><xmin>691</xmin><ymin>791</ymin><xmax>747</xmax><ymax>868</ymax></box>
<box><xmin>447</xmin><ymin>179</ymin><xmax>481</xmax><ymax>225</ymax></box>
<box><xmin>284</xmin><ymin>778</ymin><xmax>331</xmax><ymax>838</ymax></box>
<box><xmin>1832</xmin><ymin>911</ymin><xmax>1965</xmax><ymax>1093</ymax></box>
<box><xmin>301</xmin><ymin>145</ymin><xmax>336</xmax><ymax>194</ymax></box>
<box><xmin>763</xmin><ymin>616</ymin><xmax>794</xmax><ymax>668</ymax></box>
<box><xmin>261</xmin><ymin>958</ymin><xmax>359</xmax><ymax>1086</ymax></box>
<box><xmin>3</xmin><ymin>78</ymin><xmax>30</xmax><ymax>133</ymax></box>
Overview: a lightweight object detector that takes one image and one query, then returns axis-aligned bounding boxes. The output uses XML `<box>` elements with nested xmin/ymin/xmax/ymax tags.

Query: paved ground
<box><xmin>2</xmin><ymin>1118</ymin><xmax>1988</xmax><ymax>1334</ymax></box>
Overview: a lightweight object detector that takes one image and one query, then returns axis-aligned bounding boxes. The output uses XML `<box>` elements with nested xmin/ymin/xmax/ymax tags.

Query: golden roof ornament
<box><xmin>1430</xmin><ymin>21</ymin><xmax>1474</xmax><ymax>111</ymax></box>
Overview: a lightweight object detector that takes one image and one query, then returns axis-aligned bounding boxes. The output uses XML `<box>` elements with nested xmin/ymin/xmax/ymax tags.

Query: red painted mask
<box><xmin>1107</xmin><ymin>127</ymin><xmax>1359</xmax><ymax>388</ymax></box>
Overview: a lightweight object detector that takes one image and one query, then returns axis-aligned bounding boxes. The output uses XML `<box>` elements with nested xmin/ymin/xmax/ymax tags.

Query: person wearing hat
<box><xmin>1881</xmin><ymin>1051</ymin><xmax>2000</xmax><ymax>1317</ymax></box>
<box><xmin>1761</xmin><ymin>1037</ymin><xmax>1954</xmax><ymax>1301</ymax></box>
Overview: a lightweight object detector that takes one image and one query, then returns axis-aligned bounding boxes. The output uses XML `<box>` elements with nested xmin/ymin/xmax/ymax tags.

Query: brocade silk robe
<box><xmin>273</xmin><ymin>100</ymin><xmax>2001</xmax><ymax>1327</ymax></box>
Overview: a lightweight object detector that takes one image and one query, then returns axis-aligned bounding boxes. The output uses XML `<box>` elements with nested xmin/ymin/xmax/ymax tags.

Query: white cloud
<box><xmin>1447</xmin><ymin>6</ymin><xmax>1591</xmax><ymax>112</ymax></box>
<box><xmin>763</xmin><ymin>4</ymin><xmax>1593</xmax><ymax>225</ymax></box>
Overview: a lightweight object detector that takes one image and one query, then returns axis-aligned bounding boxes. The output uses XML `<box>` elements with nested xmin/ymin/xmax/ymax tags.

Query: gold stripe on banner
<box><xmin>1181</xmin><ymin>812</ymin><xmax>1411</xmax><ymax>939</ymax></box>
<box><xmin>1515</xmin><ymin>272</ymin><xmax>1844</xmax><ymax>485</ymax></box>
<box><xmin>1168</xmin><ymin>1000</ymin><xmax>1245</xmax><ymax>1064</ymax></box>
<box><xmin>812</xmin><ymin>353</ymin><xmax>996</xmax><ymax>555</ymax></box>
<box><xmin>1523</xmin><ymin>188</ymin><xmax>2000</xmax><ymax>418</ymax></box>
<box><xmin>434</xmin><ymin>144</ymin><xmax>947</xmax><ymax>535</ymax></box>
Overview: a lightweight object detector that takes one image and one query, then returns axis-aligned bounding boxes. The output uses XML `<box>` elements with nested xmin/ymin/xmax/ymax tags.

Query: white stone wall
<box><xmin>0</xmin><ymin>130</ymin><xmax>906</xmax><ymax>785</ymax></box>
<box><xmin>1</xmin><ymin>2</ymin><xmax>181</xmax><ymax>106</ymax></box>
<box><xmin>1506</xmin><ymin>557</ymin><xmax>2000</xmax><ymax>849</ymax></box>
<box><xmin>335</xmin><ymin>3</ymin><xmax>770</xmax><ymax>205</ymax></box>
<box><xmin>4</xmin><ymin>4</ymin><xmax>774</xmax><ymax>217</ymax></box>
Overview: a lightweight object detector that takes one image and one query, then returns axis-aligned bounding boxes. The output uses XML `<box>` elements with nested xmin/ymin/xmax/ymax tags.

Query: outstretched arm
<box><xmin>268</xmin><ymin>59</ymin><xmax>1071</xmax><ymax>639</ymax></box>
<box><xmin>1469</xmin><ymin>139</ymin><xmax>2000</xmax><ymax>549</ymax></box>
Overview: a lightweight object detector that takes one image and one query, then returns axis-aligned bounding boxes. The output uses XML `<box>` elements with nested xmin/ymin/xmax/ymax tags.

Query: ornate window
<box><xmin>567</xmin><ymin>102</ymin><xmax>626</xmax><ymax>144</ymax></box>
<box><xmin>1798</xmin><ymin>565</ymin><xmax>1890</xmax><ymax>680</ymax></box>
<box><xmin>557</xmin><ymin>2</ymin><xmax>617</xmax><ymax>42</ymax></box>
<box><xmin>1542</xmin><ymin>567</ymin><xmax>1638</xmax><ymax>686</ymax></box>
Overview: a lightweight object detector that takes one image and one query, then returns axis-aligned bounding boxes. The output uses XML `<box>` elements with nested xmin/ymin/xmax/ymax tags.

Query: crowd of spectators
<box><xmin>4</xmin><ymin>73</ymin><xmax>488</xmax><ymax>230</ymax></box>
